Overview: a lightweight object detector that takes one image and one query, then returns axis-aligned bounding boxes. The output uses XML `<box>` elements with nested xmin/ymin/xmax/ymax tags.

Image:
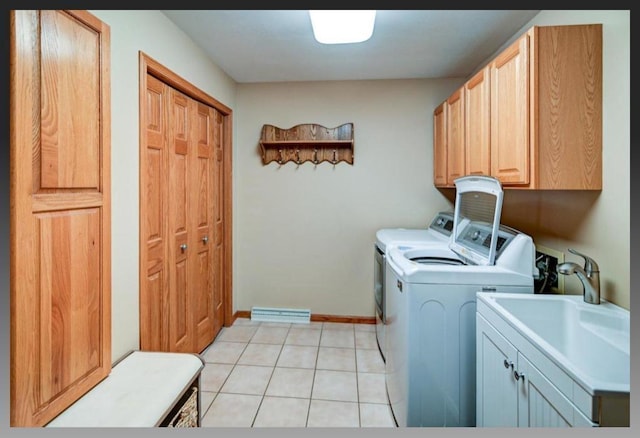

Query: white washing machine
<box><xmin>374</xmin><ymin>212</ymin><xmax>456</xmax><ymax>362</ymax></box>
<box><xmin>384</xmin><ymin>176</ymin><xmax>537</xmax><ymax>427</ymax></box>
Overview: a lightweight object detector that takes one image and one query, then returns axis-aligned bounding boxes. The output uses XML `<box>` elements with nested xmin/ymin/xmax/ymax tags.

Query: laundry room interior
<box><xmin>8</xmin><ymin>9</ymin><xmax>630</xmax><ymax>429</ymax></box>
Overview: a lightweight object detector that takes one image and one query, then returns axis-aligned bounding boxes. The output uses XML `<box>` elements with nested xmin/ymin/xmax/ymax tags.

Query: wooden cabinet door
<box><xmin>465</xmin><ymin>66</ymin><xmax>491</xmax><ymax>176</ymax></box>
<box><xmin>490</xmin><ymin>33</ymin><xmax>530</xmax><ymax>185</ymax></box>
<box><xmin>10</xmin><ymin>10</ymin><xmax>111</xmax><ymax>427</ymax></box>
<box><xmin>433</xmin><ymin>101</ymin><xmax>448</xmax><ymax>187</ymax></box>
<box><xmin>446</xmin><ymin>87</ymin><xmax>466</xmax><ymax>185</ymax></box>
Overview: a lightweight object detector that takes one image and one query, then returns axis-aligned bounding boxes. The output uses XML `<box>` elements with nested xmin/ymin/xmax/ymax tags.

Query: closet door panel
<box><xmin>140</xmin><ymin>74</ymin><xmax>168</xmax><ymax>351</ymax></box>
<box><xmin>193</xmin><ymin>103</ymin><xmax>215</xmax><ymax>352</ymax></box>
<box><xmin>212</xmin><ymin>109</ymin><xmax>225</xmax><ymax>334</ymax></box>
<box><xmin>168</xmin><ymin>89</ymin><xmax>192</xmax><ymax>352</ymax></box>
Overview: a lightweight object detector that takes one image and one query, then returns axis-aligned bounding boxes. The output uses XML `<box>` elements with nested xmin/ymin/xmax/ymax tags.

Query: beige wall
<box><xmin>234</xmin><ymin>80</ymin><xmax>460</xmax><ymax>316</ymax></box>
<box><xmin>90</xmin><ymin>10</ymin><xmax>237</xmax><ymax>362</ymax></box>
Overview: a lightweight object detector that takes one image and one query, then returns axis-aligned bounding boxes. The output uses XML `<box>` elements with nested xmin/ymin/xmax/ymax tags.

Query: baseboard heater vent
<box><xmin>250</xmin><ymin>307</ymin><xmax>311</xmax><ymax>324</ymax></box>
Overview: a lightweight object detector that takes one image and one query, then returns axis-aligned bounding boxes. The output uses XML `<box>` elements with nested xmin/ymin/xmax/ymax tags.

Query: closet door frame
<box><xmin>138</xmin><ymin>52</ymin><xmax>233</xmax><ymax>350</ymax></box>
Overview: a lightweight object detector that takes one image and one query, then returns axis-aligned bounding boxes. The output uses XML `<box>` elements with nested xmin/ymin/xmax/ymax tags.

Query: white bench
<box><xmin>46</xmin><ymin>351</ymin><xmax>204</xmax><ymax>427</ymax></box>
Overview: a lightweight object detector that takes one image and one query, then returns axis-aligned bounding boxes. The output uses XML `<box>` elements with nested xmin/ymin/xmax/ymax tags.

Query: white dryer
<box><xmin>384</xmin><ymin>176</ymin><xmax>537</xmax><ymax>427</ymax></box>
<box><xmin>374</xmin><ymin>212</ymin><xmax>456</xmax><ymax>362</ymax></box>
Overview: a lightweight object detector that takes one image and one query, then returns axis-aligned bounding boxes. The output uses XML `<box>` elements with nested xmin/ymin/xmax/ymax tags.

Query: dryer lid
<box><xmin>450</xmin><ymin>176</ymin><xmax>504</xmax><ymax>266</ymax></box>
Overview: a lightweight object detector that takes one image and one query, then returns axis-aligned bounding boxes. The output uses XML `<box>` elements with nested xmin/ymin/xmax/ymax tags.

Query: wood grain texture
<box><xmin>259</xmin><ymin>123</ymin><xmax>354</xmax><ymax>165</ymax></box>
<box><xmin>535</xmin><ymin>25</ymin><xmax>602</xmax><ymax>189</ymax></box>
<box><xmin>139</xmin><ymin>52</ymin><xmax>232</xmax><ymax>355</ymax></box>
<box><xmin>139</xmin><ymin>73</ymin><xmax>169</xmax><ymax>351</ymax></box>
<box><xmin>446</xmin><ymin>87</ymin><xmax>466</xmax><ymax>185</ymax></box>
<box><xmin>11</xmin><ymin>10</ymin><xmax>111</xmax><ymax>427</ymax></box>
<box><xmin>490</xmin><ymin>32</ymin><xmax>530</xmax><ymax>185</ymax></box>
<box><xmin>433</xmin><ymin>101</ymin><xmax>448</xmax><ymax>187</ymax></box>
<box><xmin>39</xmin><ymin>10</ymin><xmax>100</xmax><ymax>190</ymax></box>
<box><xmin>465</xmin><ymin>66</ymin><xmax>491</xmax><ymax>177</ymax></box>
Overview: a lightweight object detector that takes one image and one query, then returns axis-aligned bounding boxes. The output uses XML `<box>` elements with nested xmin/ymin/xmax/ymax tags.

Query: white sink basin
<box><xmin>479</xmin><ymin>293</ymin><xmax>630</xmax><ymax>394</ymax></box>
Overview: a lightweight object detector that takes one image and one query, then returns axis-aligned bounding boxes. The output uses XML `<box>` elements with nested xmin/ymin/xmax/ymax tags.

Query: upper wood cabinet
<box><xmin>465</xmin><ymin>66</ymin><xmax>491</xmax><ymax>177</ymax></box>
<box><xmin>434</xmin><ymin>24</ymin><xmax>602</xmax><ymax>190</ymax></box>
<box><xmin>10</xmin><ymin>10</ymin><xmax>111</xmax><ymax>426</ymax></box>
<box><xmin>490</xmin><ymin>32</ymin><xmax>531</xmax><ymax>185</ymax></box>
<box><xmin>433</xmin><ymin>100</ymin><xmax>448</xmax><ymax>186</ymax></box>
<box><xmin>446</xmin><ymin>87</ymin><xmax>466</xmax><ymax>186</ymax></box>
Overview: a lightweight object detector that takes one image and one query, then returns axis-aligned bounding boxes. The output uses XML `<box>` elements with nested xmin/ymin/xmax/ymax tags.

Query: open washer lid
<box><xmin>450</xmin><ymin>175</ymin><xmax>504</xmax><ymax>266</ymax></box>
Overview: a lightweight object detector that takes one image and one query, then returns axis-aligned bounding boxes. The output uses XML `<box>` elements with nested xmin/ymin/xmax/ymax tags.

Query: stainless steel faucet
<box><xmin>557</xmin><ymin>248</ymin><xmax>600</xmax><ymax>304</ymax></box>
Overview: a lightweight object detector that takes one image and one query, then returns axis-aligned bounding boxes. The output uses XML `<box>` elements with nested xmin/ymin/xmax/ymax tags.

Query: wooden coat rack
<box><xmin>259</xmin><ymin>123</ymin><xmax>354</xmax><ymax>165</ymax></box>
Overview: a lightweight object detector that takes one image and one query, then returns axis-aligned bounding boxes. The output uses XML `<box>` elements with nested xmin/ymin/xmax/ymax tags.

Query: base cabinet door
<box><xmin>477</xmin><ymin>313</ymin><xmax>597</xmax><ymax>428</ymax></box>
<box><xmin>476</xmin><ymin>314</ymin><xmax>518</xmax><ymax>427</ymax></box>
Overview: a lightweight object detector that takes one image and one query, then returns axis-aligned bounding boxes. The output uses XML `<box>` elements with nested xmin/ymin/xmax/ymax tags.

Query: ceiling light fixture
<box><xmin>309</xmin><ymin>10</ymin><xmax>376</xmax><ymax>45</ymax></box>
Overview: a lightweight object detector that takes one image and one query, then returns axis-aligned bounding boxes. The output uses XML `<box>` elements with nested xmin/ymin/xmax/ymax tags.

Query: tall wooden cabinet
<box><xmin>141</xmin><ymin>72</ymin><xmax>224</xmax><ymax>354</ymax></box>
<box><xmin>434</xmin><ymin>24</ymin><xmax>602</xmax><ymax>190</ymax></box>
<box><xmin>10</xmin><ymin>10</ymin><xmax>111</xmax><ymax>426</ymax></box>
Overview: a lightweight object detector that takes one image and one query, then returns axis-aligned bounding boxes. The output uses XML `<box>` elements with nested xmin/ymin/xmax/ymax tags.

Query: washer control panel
<box><xmin>429</xmin><ymin>212</ymin><xmax>454</xmax><ymax>236</ymax></box>
<box><xmin>458</xmin><ymin>222</ymin><xmax>516</xmax><ymax>259</ymax></box>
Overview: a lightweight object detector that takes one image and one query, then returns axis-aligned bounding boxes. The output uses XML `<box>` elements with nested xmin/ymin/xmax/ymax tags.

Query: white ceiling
<box><xmin>162</xmin><ymin>10</ymin><xmax>541</xmax><ymax>83</ymax></box>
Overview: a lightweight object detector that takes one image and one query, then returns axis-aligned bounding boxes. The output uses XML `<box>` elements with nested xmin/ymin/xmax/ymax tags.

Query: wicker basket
<box><xmin>168</xmin><ymin>387</ymin><xmax>198</xmax><ymax>427</ymax></box>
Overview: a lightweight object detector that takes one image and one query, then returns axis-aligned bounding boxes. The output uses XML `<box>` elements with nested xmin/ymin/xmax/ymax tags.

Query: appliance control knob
<box><xmin>472</xmin><ymin>230</ymin><xmax>481</xmax><ymax>241</ymax></box>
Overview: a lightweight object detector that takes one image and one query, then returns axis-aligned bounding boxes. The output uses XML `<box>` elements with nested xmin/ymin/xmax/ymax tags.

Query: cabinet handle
<box><xmin>202</xmin><ymin>236</ymin><xmax>209</xmax><ymax>244</ymax></box>
<box><xmin>513</xmin><ymin>370</ymin><xmax>525</xmax><ymax>381</ymax></box>
<box><xmin>503</xmin><ymin>359</ymin><xmax>513</xmax><ymax>369</ymax></box>
<box><xmin>180</xmin><ymin>244</ymin><xmax>188</xmax><ymax>251</ymax></box>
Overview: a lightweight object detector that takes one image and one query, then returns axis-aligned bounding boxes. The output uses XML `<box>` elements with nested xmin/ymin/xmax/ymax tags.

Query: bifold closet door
<box><xmin>141</xmin><ymin>74</ymin><xmax>220</xmax><ymax>353</ymax></box>
<box><xmin>10</xmin><ymin>10</ymin><xmax>111</xmax><ymax>426</ymax></box>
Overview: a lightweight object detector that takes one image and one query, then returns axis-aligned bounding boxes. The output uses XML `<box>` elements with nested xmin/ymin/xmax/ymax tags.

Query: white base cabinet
<box><xmin>476</xmin><ymin>298</ymin><xmax>629</xmax><ymax>427</ymax></box>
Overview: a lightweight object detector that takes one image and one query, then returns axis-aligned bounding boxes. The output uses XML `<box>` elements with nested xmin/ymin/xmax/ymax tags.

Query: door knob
<box><xmin>202</xmin><ymin>236</ymin><xmax>209</xmax><ymax>244</ymax></box>
<box><xmin>180</xmin><ymin>244</ymin><xmax>187</xmax><ymax>251</ymax></box>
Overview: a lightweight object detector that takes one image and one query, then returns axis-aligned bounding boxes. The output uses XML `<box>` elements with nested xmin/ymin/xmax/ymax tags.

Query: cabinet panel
<box><xmin>11</xmin><ymin>9</ymin><xmax>111</xmax><ymax>426</ymax></box>
<box><xmin>536</xmin><ymin>25</ymin><xmax>602</xmax><ymax>189</ymax></box>
<box><xmin>37</xmin><ymin>208</ymin><xmax>103</xmax><ymax>404</ymax></box>
<box><xmin>490</xmin><ymin>33</ymin><xmax>530</xmax><ymax>185</ymax></box>
<box><xmin>446</xmin><ymin>88</ymin><xmax>465</xmax><ymax>185</ymax></box>
<box><xmin>433</xmin><ymin>101</ymin><xmax>448</xmax><ymax>187</ymax></box>
<box><xmin>476</xmin><ymin>314</ymin><xmax>518</xmax><ymax>427</ymax></box>
<box><xmin>39</xmin><ymin>10</ymin><xmax>100</xmax><ymax>190</ymax></box>
<box><xmin>464</xmin><ymin>66</ymin><xmax>490</xmax><ymax>176</ymax></box>
<box><xmin>517</xmin><ymin>353</ymin><xmax>573</xmax><ymax>427</ymax></box>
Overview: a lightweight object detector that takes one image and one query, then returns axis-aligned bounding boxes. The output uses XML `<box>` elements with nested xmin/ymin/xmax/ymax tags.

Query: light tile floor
<box><xmin>199</xmin><ymin>318</ymin><xmax>396</xmax><ymax>428</ymax></box>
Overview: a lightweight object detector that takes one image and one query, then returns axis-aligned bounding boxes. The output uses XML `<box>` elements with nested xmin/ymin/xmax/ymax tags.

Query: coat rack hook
<box><xmin>295</xmin><ymin>149</ymin><xmax>301</xmax><ymax>164</ymax></box>
<box><xmin>278</xmin><ymin>149</ymin><xmax>284</xmax><ymax>164</ymax></box>
<box><xmin>313</xmin><ymin>148</ymin><xmax>318</xmax><ymax>164</ymax></box>
<box><xmin>332</xmin><ymin>149</ymin><xmax>338</xmax><ymax>164</ymax></box>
